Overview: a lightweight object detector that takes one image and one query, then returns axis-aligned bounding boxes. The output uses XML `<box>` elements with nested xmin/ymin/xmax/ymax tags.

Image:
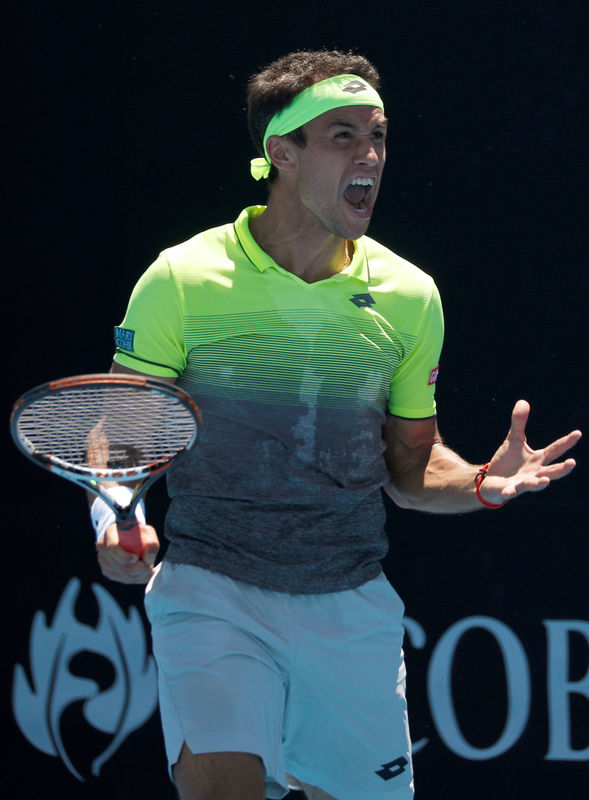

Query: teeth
<box><xmin>351</xmin><ymin>177</ymin><xmax>375</xmax><ymax>186</ymax></box>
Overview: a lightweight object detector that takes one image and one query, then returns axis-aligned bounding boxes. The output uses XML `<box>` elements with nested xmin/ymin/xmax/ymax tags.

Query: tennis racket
<box><xmin>10</xmin><ymin>373</ymin><xmax>201</xmax><ymax>556</ymax></box>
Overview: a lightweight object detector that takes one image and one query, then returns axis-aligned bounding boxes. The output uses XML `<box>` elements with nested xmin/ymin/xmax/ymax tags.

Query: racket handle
<box><xmin>116</xmin><ymin>520</ymin><xmax>144</xmax><ymax>557</ymax></box>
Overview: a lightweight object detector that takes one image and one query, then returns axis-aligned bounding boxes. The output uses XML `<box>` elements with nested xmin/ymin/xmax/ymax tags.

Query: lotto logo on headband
<box><xmin>343</xmin><ymin>79</ymin><xmax>369</xmax><ymax>94</ymax></box>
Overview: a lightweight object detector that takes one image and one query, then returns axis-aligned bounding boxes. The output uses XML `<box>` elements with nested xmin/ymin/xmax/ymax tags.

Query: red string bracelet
<box><xmin>475</xmin><ymin>463</ymin><xmax>506</xmax><ymax>509</ymax></box>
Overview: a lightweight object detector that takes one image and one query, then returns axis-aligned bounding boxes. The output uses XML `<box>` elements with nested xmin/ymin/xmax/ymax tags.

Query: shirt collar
<box><xmin>233</xmin><ymin>206</ymin><xmax>370</xmax><ymax>283</ymax></box>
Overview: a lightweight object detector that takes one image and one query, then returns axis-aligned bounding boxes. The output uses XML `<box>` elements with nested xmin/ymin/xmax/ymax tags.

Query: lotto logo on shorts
<box><xmin>428</xmin><ymin>365</ymin><xmax>440</xmax><ymax>385</ymax></box>
<box><xmin>375</xmin><ymin>756</ymin><xmax>409</xmax><ymax>781</ymax></box>
<box><xmin>114</xmin><ymin>326</ymin><xmax>135</xmax><ymax>352</ymax></box>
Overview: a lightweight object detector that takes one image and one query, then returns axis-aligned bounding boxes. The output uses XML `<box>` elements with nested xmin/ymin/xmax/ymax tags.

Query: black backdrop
<box><xmin>4</xmin><ymin>1</ymin><xmax>588</xmax><ymax>798</ymax></box>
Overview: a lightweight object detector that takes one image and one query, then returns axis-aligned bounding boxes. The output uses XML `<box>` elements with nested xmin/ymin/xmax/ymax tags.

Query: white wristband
<box><xmin>90</xmin><ymin>486</ymin><xmax>146</xmax><ymax>542</ymax></box>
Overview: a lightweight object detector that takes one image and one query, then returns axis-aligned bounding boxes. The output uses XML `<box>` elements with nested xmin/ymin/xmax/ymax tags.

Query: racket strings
<box><xmin>16</xmin><ymin>386</ymin><xmax>197</xmax><ymax>470</ymax></box>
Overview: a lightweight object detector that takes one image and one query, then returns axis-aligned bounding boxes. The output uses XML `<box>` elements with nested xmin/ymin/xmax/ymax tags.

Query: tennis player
<box><xmin>94</xmin><ymin>50</ymin><xmax>580</xmax><ymax>800</ymax></box>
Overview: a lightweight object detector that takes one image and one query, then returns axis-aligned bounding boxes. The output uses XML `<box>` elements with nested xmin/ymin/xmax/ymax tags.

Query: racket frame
<box><xmin>10</xmin><ymin>373</ymin><xmax>201</xmax><ymax>524</ymax></box>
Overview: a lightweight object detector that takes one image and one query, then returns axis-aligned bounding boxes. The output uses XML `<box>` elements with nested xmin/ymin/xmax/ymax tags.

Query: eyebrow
<box><xmin>326</xmin><ymin>117</ymin><xmax>389</xmax><ymax>131</ymax></box>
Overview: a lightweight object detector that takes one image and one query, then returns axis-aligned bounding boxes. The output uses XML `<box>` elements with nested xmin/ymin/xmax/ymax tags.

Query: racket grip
<box><xmin>116</xmin><ymin>520</ymin><xmax>144</xmax><ymax>557</ymax></box>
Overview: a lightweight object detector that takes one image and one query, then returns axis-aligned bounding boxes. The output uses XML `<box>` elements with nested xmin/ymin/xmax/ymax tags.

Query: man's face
<box><xmin>293</xmin><ymin>105</ymin><xmax>387</xmax><ymax>241</ymax></box>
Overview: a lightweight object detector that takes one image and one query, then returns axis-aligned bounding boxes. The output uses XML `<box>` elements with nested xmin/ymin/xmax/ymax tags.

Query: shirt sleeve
<box><xmin>386</xmin><ymin>281</ymin><xmax>444</xmax><ymax>419</ymax></box>
<box><xmin>112</xmin><ymin>254</ymin><xmax>186</xmax><ymax>377</ymax></box>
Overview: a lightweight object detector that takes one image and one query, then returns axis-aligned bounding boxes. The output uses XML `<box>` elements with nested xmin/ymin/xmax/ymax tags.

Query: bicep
<box><xmin>383</xmin><ymin>414</ymin><xmax>441</xmax><ymax>478</ymax></box>
<box><xmin>109</xmin><ymin>362</ymin><xmax>177</xmax><ymax>385</ymax></box>
<box><xmin>113</xmin><ymin>254</ymin><xmax>186</xmax><ymax>378</ymax></box>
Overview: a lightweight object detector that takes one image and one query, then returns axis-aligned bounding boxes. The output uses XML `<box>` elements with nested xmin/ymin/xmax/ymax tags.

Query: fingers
<box><xmin>542</xmin><ymin>429</ymin><xmax>582</xmax><ymax>465</ymax></box>
<box><xmin>96</xmin><ymin>523</ymin><xmax>160</xmax><ymax>584</ymax></box>
<box><xmin>498</xmin><ymin>456</ymin><xmax>578</xmax><ymax>501</ymax></box>
<box><xmin>509</xmin><ymin>399</ymin><xmax>582</xmax><ymax>466</ymax></box>
<box><xmin>534</xmin><ymin>457</ymin><xmax>578</xmax><ymax>482</ymax></box>
<box><xmin>507</xmin><ymin>399</ymin><xmax>531</xmax><ymax>443</ymax></box>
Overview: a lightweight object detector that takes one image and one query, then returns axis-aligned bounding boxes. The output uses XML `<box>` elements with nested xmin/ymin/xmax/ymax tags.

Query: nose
<box><xmin>353</xmin><ymin>135</ymin><xmax>381</xmax><ymax>166</ymax></box>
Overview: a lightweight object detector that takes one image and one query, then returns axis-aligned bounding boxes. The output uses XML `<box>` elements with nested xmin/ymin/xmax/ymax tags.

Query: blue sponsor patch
<box><xmin>114</xmin><ymin>326</ymin><xmax>135</xmax><ymax>352</ymax></box>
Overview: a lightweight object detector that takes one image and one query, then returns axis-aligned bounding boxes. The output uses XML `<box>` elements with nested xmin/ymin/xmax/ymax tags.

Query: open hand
<box><xmin>480</xmin><ymin>400</ymin><xmax>582</xmax><ymax>505</ymax></box>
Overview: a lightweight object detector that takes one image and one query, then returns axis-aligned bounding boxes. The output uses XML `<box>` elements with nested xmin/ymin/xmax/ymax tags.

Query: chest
<box><xmin>178</xmin><ymin>271</ymin><xmax>406</xmax><ymax>411</ymax></box>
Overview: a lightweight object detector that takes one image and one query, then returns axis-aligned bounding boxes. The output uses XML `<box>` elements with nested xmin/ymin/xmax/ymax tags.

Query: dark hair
<box><xmin>247</xmin><ymin>49</ymin><xmax>381</xmax><ymax>182</ymax></box>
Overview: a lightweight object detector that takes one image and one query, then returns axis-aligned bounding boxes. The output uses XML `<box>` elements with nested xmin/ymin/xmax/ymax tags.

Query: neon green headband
<box><xmin>250</xmin><ymin>73</ymin><xmax>385</xmax><ymax>180</ymax></box>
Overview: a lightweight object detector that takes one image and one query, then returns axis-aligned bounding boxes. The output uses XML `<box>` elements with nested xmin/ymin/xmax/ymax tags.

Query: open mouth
<box><xmin>343</xmin><ymin>177</ymin><xmax>376</xmax><ymax>213</ymax></box>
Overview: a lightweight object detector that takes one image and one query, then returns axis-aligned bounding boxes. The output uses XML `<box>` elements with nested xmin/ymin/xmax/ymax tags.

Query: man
<box><xmin>94</xmin><ymin>50</ymin><xmax>580</xmax><ymax>800</ymax></box>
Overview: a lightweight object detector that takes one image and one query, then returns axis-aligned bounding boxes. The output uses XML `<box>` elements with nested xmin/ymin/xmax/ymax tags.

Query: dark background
<box><xmin>4</xmin><ymin>1</ymin><xmax>588</xmax><ymax>798</ymax></box>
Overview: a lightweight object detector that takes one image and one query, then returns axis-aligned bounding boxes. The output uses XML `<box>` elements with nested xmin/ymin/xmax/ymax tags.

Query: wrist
<box><xmin>91</xmin><ymin>486</ymin><xmax>146</xmax><ymax>541</ymax></box>
<box><xmin>475</xmin><ymin>464</ymin><xmax>506</xmax><ymax>509</ymax></box>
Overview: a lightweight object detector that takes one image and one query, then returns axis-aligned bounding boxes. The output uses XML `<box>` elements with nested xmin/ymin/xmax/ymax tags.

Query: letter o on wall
<box><xmin>427</xmin><ymin>616</ymin><xmax>531</xmax><ymax>759</ymax></box>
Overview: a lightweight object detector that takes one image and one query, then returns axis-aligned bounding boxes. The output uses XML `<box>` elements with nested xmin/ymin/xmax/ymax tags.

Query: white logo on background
<box><xmin>404</xmin><ymin>615</ymin><xmax>589</xmax><ymax>761</ymax></box>
<box><xmin>12</xmin><ymin>578</ymin><xmax>158</xmax><ymax>780</ymax></box>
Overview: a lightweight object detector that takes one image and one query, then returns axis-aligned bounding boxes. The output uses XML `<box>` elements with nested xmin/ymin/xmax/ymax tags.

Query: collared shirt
<box><xmin>113</xmin><ymin>206</ymin><xmax>444</xmax><ymax>593</ymax></box>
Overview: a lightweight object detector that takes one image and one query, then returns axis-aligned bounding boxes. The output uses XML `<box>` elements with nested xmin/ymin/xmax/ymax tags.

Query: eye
<box><xmin>335</xmin><ymin>130</ymin><xmax>352</xmax><ymax>140</ymax></box>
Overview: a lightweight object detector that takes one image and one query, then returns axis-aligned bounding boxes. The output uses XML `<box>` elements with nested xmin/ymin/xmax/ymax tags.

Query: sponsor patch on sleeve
<box><xmin>428</xmin><ymin>365</ymin><xmax>440</xmax><ymax>385</ymax></box>
<box><xmin>114</xmin><ymin>326</ymin><xmax>135</xmax><ymax>352</ymax></box>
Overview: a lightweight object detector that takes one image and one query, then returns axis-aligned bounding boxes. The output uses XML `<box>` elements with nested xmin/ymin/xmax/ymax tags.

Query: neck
<box><xmin>250</xmin><ymin>197</ymin><xmax>352</xmax><ymax>284</ymax></box>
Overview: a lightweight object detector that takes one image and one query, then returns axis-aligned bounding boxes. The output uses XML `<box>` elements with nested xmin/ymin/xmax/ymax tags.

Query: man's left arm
<box><xmin>383</xmin><ymin>400</ymin><xmax>581</xmax><ymax>513</ymax></box>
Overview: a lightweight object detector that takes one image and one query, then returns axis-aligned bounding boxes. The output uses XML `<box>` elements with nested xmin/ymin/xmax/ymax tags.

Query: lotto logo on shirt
<box><xmin>428</xmin><ymin>365</ymin><xmax>440</xmax><ymax>385</ymax></box>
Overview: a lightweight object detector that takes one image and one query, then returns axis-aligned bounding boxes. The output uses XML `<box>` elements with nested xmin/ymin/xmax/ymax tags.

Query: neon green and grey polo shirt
<box><xmin>113</xmin><ymin>206</ymin><xmax>444</xmax><ymax>593</ymax></box>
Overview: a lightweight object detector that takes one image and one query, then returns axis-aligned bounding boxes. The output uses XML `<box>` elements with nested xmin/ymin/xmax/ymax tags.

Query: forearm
<box><xmin>383</xmin><ymin>403</ymin><xmax>580</xmax><ymax>514</ymax></box>
<box><xmin>384</xmin><ymin>442</ymin><xmax>488</xmax><ymax>513</ymax></box>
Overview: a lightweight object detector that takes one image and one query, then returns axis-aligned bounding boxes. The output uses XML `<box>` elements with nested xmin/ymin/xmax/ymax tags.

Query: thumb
<box><xmin>508</xmin><ymin>399</ymin><xmax>531</xmax><ymax>442</ymax></box>
<box><xmin>143</xmin><ymin>543</ymin><xmax>159</xmax><ymax>567</ymax></box>
<box><xmin>139</xmin><ymin>524</ymin><xmax>160</xmax><ymax>566</ymax></box>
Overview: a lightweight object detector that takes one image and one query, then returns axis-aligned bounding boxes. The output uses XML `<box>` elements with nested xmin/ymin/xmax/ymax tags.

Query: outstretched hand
<box><xmin>480</xmin><ymin>400</ymin><xmax>582</xmax><ymax>506</ymax></box>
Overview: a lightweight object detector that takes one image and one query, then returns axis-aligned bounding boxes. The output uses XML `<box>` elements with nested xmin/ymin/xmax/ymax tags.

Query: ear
<box><xmin>266</xmin><ymin>135</ymin><xmax>298</xmax><ymax>174</ymax></box>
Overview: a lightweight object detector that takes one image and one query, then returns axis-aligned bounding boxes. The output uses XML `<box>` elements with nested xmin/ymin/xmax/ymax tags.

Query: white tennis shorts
<box><xmin>145</xmin><ymin>562</ymin><xmax>414</xmax><ymax>800</ymax></box>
